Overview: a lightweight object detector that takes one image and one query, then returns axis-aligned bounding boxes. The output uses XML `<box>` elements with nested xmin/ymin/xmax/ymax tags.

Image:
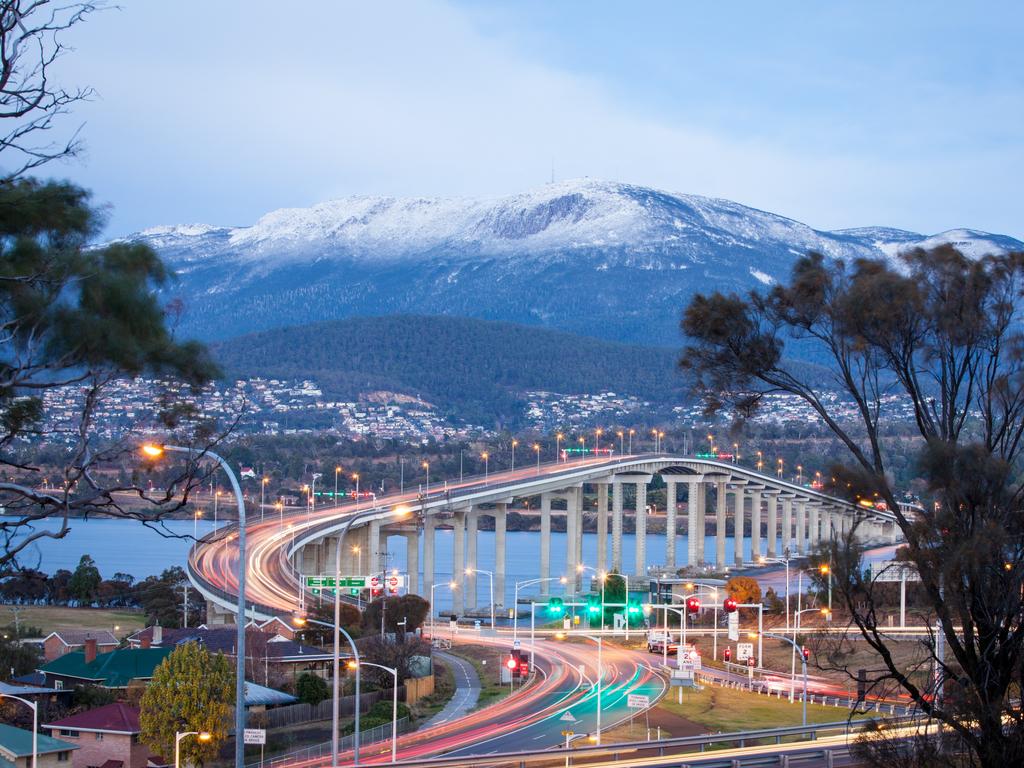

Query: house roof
<box><xmin>44</xmin><ymin>703</ymin><xmax>141</xmax><ymax>734</ymax></box>
<box><xmin>0</xmin><ymin>724</ymin><xmax>78</xmax><ymax>758</ymax></box>
<box><xmin>44</xmin><ymin>630</ymin><xmax>118</xmax><ymax>647</ymax></box>
<box><xmin>127</xmin><ymin>627</ymin><xmax>329</xmax><ymax>662</ymax></box>
<box><xmin>243</xmin><ymin>681</ymin><xmax>297</xmax><ymax>707</ymax></box>
<box><xmin>0</xmin><ymin>682</ymin><xmax>61</xmax><ymax>696</ymax></box>
<box><xmin>40</xmin><ymin>647</ymin><xmax>173</xmax><ymax>687</ymax></box>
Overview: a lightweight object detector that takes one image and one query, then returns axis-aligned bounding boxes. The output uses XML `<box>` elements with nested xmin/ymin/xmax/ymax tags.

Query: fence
<box><xmin>244</xmin><ymin>717</ymin><xmax>412</xmax><ymax>768</ymax></box>
<box><xmin>252</xmin><ymin>686</ymin><xmax>406</xmax><ymax>729</ymax></box>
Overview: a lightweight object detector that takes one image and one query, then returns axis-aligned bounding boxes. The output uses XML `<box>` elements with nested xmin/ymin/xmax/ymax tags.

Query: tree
<box><xmin>361</xmin><ymin>634</ymin><xmax>431</xmax><ymax>685</ymax></box>
<box><xmin>725</xmin><ymin>576</ymin><xmax>761</xmax><ymax>606</ymax></box>
<box><xmin>67</xmin><ymin>554</ymin><xmax>100</xmax><ymax>602</ymax></box>
<box><xmin>295</xmin><ymin>672</ymin><xmax>329</xmax><ymax>706</ymax></box>
<box><xmin>362</xmin><ymin>594</ymin><xmax>429</xmax><ymax>636</ymax></box>
<box><xmin>681</xmin><ymin>245</ymin><xmax>1024</xmax><ymax>767</ymax></box>
<box><xmin>135</xmin><ymin>566</ymin><xmax>199</xmax><ymax>628</ymax></box>
<box><xmin>139</xmin><ymin>642</ymin><xmax>234</xmax><ymax>767</ymax></box>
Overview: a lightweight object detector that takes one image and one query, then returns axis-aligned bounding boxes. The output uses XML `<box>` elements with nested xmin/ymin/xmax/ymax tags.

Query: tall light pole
<box><xmin>193</xmin><ymin>509</ymin><xmax>202</xmax><ymax>541</ymax></box>
<box><xmin>556</xmin><ymin>433</ymin><xmax>563</xmax><ymax>462</ymax></box>
<box><xmin>617</xmin><ymin>430</ymin><xmax>624</xmax><ymax>456</ymax></box>
<box><xmin>261</xmin><ymin>477</ymin><xmax>268</xmax><ymax>521</ymax></box>
<box><xmin>353</xmin><ymin>473</ymin><xmax>360</xmax><ymax>512</ymax></box>
<box><xmin>628</xmin><ymin>428</ymin><xmax>635</xmax><ymax>455</ymax></box>
<box><xmin>174</xmin><ymin>730</ymin><xmax>211</xmax><ymax>768</ymax></box>
<box><xmin>777</xmin><ymin>458</ymin><xmax>784</xmax><ymax>479</ymax></box>
<box><xmin>353</xmin><ymin>661</ymin><xmax>399</xmax><ymax>763</ymax></box>
<box><xmin>533</xmin><ymin>443</ymin><xmax>541</xmax><ymax>475</ymax></box>
<box><xmin>335</xmin><ymin>466</ymin><xmax>342</xmax><ymax>505</ymax></box>
<box><xmin>511</xmin><ymin>440</ymin><xmax>518</xmax><ymax>473</ymax></box>
<box><xmin>595</xmin><ymin>428</ymin><xmax>603</xmax><ymax>454</ymax></box>
<box><xmin>466</xmin><ymin>567</ymin><xmax>494</xmax><ymax>629</ymax></box>
<box><xmin>578</xmin><ymin>435</ymin><xmax>585</xmax><ymax>460</ymax></box>
<box><xmin>482</xmin><ymin>452</ymin><xmax>489</xmax><ymax>484</ymax></box>
<box><xmin>142</xmin><ymin>444</ymin><xmax>247</xmax><ymax>768</ymax></box>
<box><xmin>311</xmin><ymin>472</ymin><xmax>322</xmax><ymax>513</ymax></box>
<box><xmin>756</xmin><ymin>552</ymin><xmax>793</xmax><ymax>632</ymax></box>
<box><xmin>2</xmin><ymin>693</ymin><xmax>37</xmax><ymax>768</ymax></box>
<box><xmin>513</xmin><ymin>576</ymin><xmax>565</xmax><ymax>640</ymax></box>
<box><xmin>422</xmin><ymin>461</ymin><xmax>430</xmax><ymax>495</ymax></box>
<box><xmin>763</xmin><ymin>631</ymin><xmax>809</xmax><ymax>725</ymax></box>
<box><xmin>430</xmin><ymin>581</ymin><xmax>457</xmax><ymax>637</ymax></box>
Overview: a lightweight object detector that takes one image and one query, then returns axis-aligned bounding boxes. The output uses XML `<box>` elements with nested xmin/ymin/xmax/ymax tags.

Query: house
<box><xmin>0</xmin><ymin>723</ymin><xmax>77</xmax><ymax>768</ymax></box>
<box><xmin>42</xmin><ymin>703</ymin><xmax>153</xmax><ymax>768</ymax></box>
<box><xmin>38</xmin><ymin>640</ymin><xmax>172</xmax><ymax>691</ymax></box>
<box><xmin>43</xmin><ymin>631</ymin><xmax>119</xmax><ymax>662</ymax></box>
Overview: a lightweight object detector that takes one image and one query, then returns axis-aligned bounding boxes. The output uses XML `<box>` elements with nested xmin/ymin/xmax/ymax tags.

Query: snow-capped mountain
<box><xmin>129</xmin><ymin>180</ymin><xmax>1024</xmax><ymax>345</ymax></box>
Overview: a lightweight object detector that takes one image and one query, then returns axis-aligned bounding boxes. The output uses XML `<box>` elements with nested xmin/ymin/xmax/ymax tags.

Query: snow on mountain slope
<box><xmin>125</xmin><ymin>179</ymin><xmax>1023</xmax><ymax>344</ymax></box>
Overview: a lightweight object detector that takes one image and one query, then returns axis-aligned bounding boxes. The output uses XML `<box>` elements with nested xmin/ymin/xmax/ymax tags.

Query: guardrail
<box><xmin>379</xmin><ymin>716</ymin><xmax>921</xmax><ymax>768</ymax></box>
<box><xmin>243</xmin><ymin>717</ymin><xmax>412</xmax><ymax>768</ymax></box>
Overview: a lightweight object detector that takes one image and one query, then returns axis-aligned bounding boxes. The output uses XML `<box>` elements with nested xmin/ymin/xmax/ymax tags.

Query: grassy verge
<box><xmin>445</xmin><ymin>644</ymin><xmax>514</xmax><ymax>709</ymax></box>
<box><xmin>658</xmin><ymin>684</ymin><xmax>866</xmax><ymax>732</ymax></box>
<box><xmin>410</xmin><ymin>659</ymin><xmax>456</xmax><ymax>723</ymax></box>
<box><xmin>3</xmin><ymin>605</ymin><xmax>146</xmax><ymax>636</ymax></box>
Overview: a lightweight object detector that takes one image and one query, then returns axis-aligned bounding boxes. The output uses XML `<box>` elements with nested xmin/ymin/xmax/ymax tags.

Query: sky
<box><xmin>48</xmin><ymin>1</ymin><xmax>1024</xmax><ymax>238</ymax></box>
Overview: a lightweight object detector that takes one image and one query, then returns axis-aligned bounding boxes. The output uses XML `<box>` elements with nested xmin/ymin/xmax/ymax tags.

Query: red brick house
<box><xmin>42</xmin><ymin>703</ymin><xmax>153</xmax><ymax>768</ymax></box>
<box><xmin>43</xmin><ymin>631</ymin><xmax>119</xmax><ymax>662</ymax></box>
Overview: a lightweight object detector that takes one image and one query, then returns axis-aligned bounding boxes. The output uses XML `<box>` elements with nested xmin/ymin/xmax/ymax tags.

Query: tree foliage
<box><xmin>725</xmin><ymin>576</ymin><xmax>761</xmax><ymax>605</ymax></box>
<box><xmin>295</xmin><ymin>672</ymin><xmax>329</xmax><ymax>706</ymax></box>
<box><xmin>362</xmin><ymin>594</ymin><xmax>430</xmax><ymax>636</ymax></box>
<box><xmin>681</xmin><ymin>245</ymin><xmax>1024</xmax><ymax>767</ymax></box>
<box><xmin>67</xmin><ymin>554</ymin><xmax>100</xmax><ymax>602</ymax></box>
<box><xmin>139</xmin><ymin>642</ymin><xmax>234</xmax><ymax>767</ymax></box>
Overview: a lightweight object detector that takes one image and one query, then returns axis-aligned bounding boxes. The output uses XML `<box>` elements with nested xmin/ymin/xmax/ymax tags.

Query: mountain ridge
<box><xmin>130</xmin><ymin>179</ymin><xmax>1024</xmax><ymax>344</ymax></box>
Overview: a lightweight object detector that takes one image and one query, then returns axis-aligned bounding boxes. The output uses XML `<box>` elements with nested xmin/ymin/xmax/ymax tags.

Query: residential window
<box><xmin>95</xmin><ymin>733</ymin><xmax>104</xmax><ymax>741</ymax></box>
<box><xmin>57</xmin><ymin>752</ymin><xmax>70</xmax><ymax>762</ymax></box>
<box><xmin>59</xmin><ymin>729</ymin><xmax>79</xmax><ymax>738</ymax></box>
<box><xmin>54</xmin><ymin>680</ymin><xmax>63</xmax><ymax>690</ymax></box>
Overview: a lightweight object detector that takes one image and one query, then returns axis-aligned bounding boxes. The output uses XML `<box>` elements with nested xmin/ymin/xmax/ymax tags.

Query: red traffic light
<box><xmin>723</xmin><ymin>648</ymin><xmax>732</xmax><ymax>662</ymax></box>
<box><xmin>802</xmin><ymin>646</ymin><xmax>810</xmax><ymax>662</ymax></box>
<box><xmin>506</xmin><ymin>656</ymin><xmax>518</xmax><ymax>670</ymax></box>
<box><xmin>724</xmin><ymin>597</ymin><xmax>738</xmax><ymax>613</ymax></box>
<box><xmin>686</xmin><ymin>597</ymin><xmax>701</xmax><ymax>614</ymax></box>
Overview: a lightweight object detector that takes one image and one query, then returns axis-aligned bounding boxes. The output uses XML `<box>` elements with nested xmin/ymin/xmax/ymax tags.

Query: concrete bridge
<box><xmin>187</xmin><ymin>453</ymin><xmax>903</xmax><ymax>623</ymax></box>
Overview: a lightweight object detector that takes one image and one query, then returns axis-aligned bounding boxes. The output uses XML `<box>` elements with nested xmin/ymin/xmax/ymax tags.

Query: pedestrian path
<box><xmin>422</xmin><ymin>649</ymin><xmax>481</xmax><ymax>729</ymax></box>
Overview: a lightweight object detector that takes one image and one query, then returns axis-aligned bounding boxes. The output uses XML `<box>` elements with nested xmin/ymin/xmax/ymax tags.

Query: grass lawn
<box><xmin>657</xmin><ymin>684</ymin><xmax>866</xmax><ymax>733</ymax></box>
<box><xmin>3</xmin><ymin>605</ymin><xmax>146</xmax><ymax>636</ymax></box>
<box><xmin>410</xmin><ymin>658</ymin><xmax>456</xmax><ymax>723</ymax></box>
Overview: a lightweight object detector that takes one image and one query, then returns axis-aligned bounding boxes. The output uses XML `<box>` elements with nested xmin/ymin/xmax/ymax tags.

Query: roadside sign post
<box><xmin>243</xmin><ymin>728</ymin><xmax>266</xmax><ymax>768</ymax></box>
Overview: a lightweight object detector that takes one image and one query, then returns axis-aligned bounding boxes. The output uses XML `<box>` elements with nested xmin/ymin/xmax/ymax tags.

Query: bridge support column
<box><xmin>751</xmin><ymin>490</ymin><xmax>763</xmax><ymax>561</ymax></box>
<box><xmin>766</xmin><ymin>494</ymin><xmax>778</xmax><ymax>558</ymax></box>
<box><xmin>611</xmin><ymin>482</ymin><xmax>624</xmax><ymax>572</ymax></box>
<box><xmin>715</xmin><ymin>481</ymin><xmax>727</xmax><ymax>567</ymax></box>
<box><xmin>423</xmin><ymin>516</ymin><xmax>436</xmax><ymax>599</ymax></box>
<box><xmin>540</xmin><ymin>493</ymin><xmax>552</xmax><ymax>595</ymax></box>
<box><xmin>687</xmin><ymin>480</ymin><xmax>702</xmax><ymax>567</ymax></box>
<box><xmin>696</xmin><ymin>483</ymin><xmax>706</xmax><ymax>564</ymax></box>
<box><xmin>634</xmin><ymin>480</ymin><xmax>648</xmax><ymax>579</ymax></box>
<box><xmin>369</xmin><ymin>519</ymin><xmax>382</xmax><ymax>577</ymax></box>
<box><xmin>796</xmin><ymin>501</ymin><xmax>808</xmax><ymax>554</ymax></box>
<box><xmin>566</xmin><ymin>490</ymin><xmax>580</xmax><ymax>588</ymax></box>
<box><xmin>733</xmin><ymin>487</ymin><xmax>746</xmax><ymax>568</ymax></box>
<box><xmin>665</xmin><ymin>480</ymin><xmax>677</xmax><ymax>569</ymax></box>
<box><xmin>596</xmin><ymin>483</ymin><xmax>609</xmax><ymax>575</ymax></box>
<box><xmin>808</xmin><ymin>505</ymin><xmax>820</xmax><ymax>550</ymax></box>
<box><xmin>406</xmin><ymin>532</ymin><xmax>419</xmax><ymax>595</ymax></box>
<box><xmin>466</xmin><ymin>508</ymin><xmax>478</xmax><ymax>611</ymax></box>
<box><xmin>452</xmin><ymin>510</ymin><xmax>465</xmax><ymax>616</ymax></box>
<box><xmin>494</xmin><ymin>503</ymin><xmax>507</xmax><ymax>609</ymax></box>
<box><xmin>781</xmin><ymin>498</ymin><xmax>793</xmax><ymax>554</ymax></box>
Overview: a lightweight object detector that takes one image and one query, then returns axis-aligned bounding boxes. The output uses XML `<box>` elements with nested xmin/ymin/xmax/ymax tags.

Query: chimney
<box><xmin>84</xmin><ymin>638</ymin><xmax>98</xmax><ymax>664</ymax></box>
<box><xmin>153</xmin><ymin>624</ymin><xmax>163</xmax><ymax>646</ymax></box>
<box><xmin>141</xmin><ymin>636</ymin><xmax>151</xmax><ymax>649</ymax></box>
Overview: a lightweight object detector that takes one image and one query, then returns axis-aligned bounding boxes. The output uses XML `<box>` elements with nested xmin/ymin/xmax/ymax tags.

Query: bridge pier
<box><xmin>634</xmin><ymin>478</ymin><xmax>649</xmax><ymax>580</ymax></box>
<box><xmin>765</xmin><ymin>491</ymin><xmax>779</xmax><ymax>558</ymax></box>
<box><xmin>716</xmin><ymin>479</ymin><xmax>727</xmax><ymax>567</ymax></box>
<box><xmin>750</xmin><ymin>488</ymin><xmax>763</xmax><ymax>562</ymax></box>
<box><xmin>781</xmin><ymin>497</ymin><xmax>794</xmax><ymax>554</ymax></box>
<box><xmin>422</xmin><ymin>516</ymin><xmax>436</xmax><ymax>598</ymax></box>
<box><xmin>596</xmin><ymin>482</ymin><xmax>609</xmax><ymax>575</ymax></box>
<box><xmin>566</xmin><ymin>488</ymin><xmax>580</xmax><ymax>588</ymax></box>
<box><xmin>405</xmin><ymin>531</ymin><xmax>419</xmax><ymax>594</ymax></box>
<box><xmin>540</xmin><ymin>492</ymin><xmax>552</xmax><ymax>594</ymax></box>
<box><xmin>494</xmin><ymin>502</ymin><xmax>507</xmax><ymax>609</ymax></box>
<box><xmin>466</xmin><ymin>508</ymin><xmax>478</xmax><ymax>610</ymax></box>
<box><xmin>665</xmin><ymin>478</ymin><xmax>677</xmax><ymax>569</ymax></box>
<box><xmin>611</xmin><ymin>481</ymin><xmax>624</xmax><ymax>572</ymax></box>
<box><xmin>686</xmin><ymin>478</ymin><xmax>703</xmax><ymax>567</ymax></box>
<box><xmin>732</xmin><ymin>483</ymin><xmax>747</xmax><ymax>568</ymax></box>
<box><xmin>452</xmin><ymin>509</ymin><xmax>466</xmax><ymax>615</ymax></box>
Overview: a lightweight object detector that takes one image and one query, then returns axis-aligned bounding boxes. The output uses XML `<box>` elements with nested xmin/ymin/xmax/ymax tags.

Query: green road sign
<box><xmin>305</xmin><ymin>575</ymin><xmax>367</xmax><ymax>589</ymax></box>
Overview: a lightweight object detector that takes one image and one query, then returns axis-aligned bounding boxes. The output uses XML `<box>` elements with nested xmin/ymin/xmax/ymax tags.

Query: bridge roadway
<box><xmin>186</xmin><ymin>453</ymin><xmax>900</xmax><ymax>622</ymax></box>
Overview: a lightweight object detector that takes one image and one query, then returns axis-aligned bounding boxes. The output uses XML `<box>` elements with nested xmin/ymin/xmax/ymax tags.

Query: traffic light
<box><xmin>626</xmin><ymin>597</ymin><xmax>642</xmax><ymax>626</ymax></box>
<box><xmin>723</xmin><ymin>647</ymin><xmax>732</xmax><ymax>663</ymax></box>
<box><xmin>510</xmin><ymin>648</ymin><xmax>530</xmax><ymax>679</ymax></box>
<box><xmin>724</xmin><ymin>597</ymin><xmax>738</xmax><ymax>613</ymax></box>
<box><xmin>586</xmin><ymin>594</ymin><xmax>601</xmax><ymax>615</ymax></box>
<box><xmin>548</xmin><ymin>597</ymin><xmax>565</xmax><ymax>616</ymax></box>
<box><xmin>802</xmin><ymin>646</ymin><xmax>811</xmax><ymax>662</ymax></box>
<box><xmin>686</xmin><ymin>596</ymin><xmax>701</xmax><ymax>615</ymax></box>
<box><xmin>506</xmin><ymin>655</ymin><xmax>518</xmax><ymax>671</ymax></box>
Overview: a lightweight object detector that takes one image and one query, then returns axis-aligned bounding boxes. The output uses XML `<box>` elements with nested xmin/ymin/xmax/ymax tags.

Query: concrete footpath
<box><xmin>422</xmin><ymin>649</ymin><xmax>481</xmax><ymax>729</ymax></box>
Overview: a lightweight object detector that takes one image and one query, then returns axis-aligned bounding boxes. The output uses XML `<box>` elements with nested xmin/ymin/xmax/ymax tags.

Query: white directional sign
<box><xmin>560</xmin><ymin>711</ymin><xmax>577</xmax><ymax>722</ymax></box>
<box><xmin>627</xmin><ymin>694</ymin><xmax>650</xmax><ymax>709</ymax></box>
<box><xmin>727</xmin><ymin>611</ymin><xmax>739</xmax><ymax>641</ymax></box>
<box><xmin>871</xmin><ymin>560</ymin><xmax>921</xmax><ymax>583</ymax></box>
<box><xmin>736</xmin><ymin>642</ymin><xmax>754</xmax><ymax>662</ymax></box>
<box><xmin>243</xmin><ymin>729</ymin><xmax>266</xmax><ymax>745</ymax></box>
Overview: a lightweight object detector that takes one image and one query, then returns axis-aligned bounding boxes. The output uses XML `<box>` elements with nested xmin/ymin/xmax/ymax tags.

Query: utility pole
<box><xmin>180</xmin><ymin>584</ymin><xmax>190</xmax><ymax>628</ymax></box>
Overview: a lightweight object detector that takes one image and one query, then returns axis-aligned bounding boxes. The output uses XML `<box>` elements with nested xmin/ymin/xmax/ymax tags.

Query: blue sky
<box><xmin>52</xmin><ymin>1</ymin><xmax>1023</xmax><ymax>238</ymax></box>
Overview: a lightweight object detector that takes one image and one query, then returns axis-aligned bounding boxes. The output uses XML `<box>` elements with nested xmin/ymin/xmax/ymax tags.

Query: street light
<box><xmin>142</xmin><ymin>444</ymin><xmax>247</xmax><ymax>768</ymax></box>
<box><xmin>174</xmin><ymin>730</ymin><xmax>211</xmax><ymax>768</ymax></box>
<box><xmin>556</xmin><ymin>433</ymin><xmax>564</xmax><ymax>462</ymax></box>
<box><xmin>761</xmin><ymin>632</ymin><xmax>809</xmax><ymax>725</ymax></box>
<box><xmin>617</xmin><ymin>430</ymin><xmax>624</xmax><ymax>456</ymax></box>
<box><xmin>533</xmin><ymin>443</ymin><xmax>541</xmax><ymax>475</ymax></box>
<box><xmin>335</xmin><ymin>466</ymin><xmax>342</xmax><ymax>505</ymax></box>
<box><xmin>465</xmin><ymin>567</ymin><xmax>495</xmax><ymax>629</ymax></box>
<box><xmin>1</xmin><ymin>694</ymin><xmax>37</xmax><ymax>768</ymax></box>
<box><xmin>756</xmin><ymin>451</ymin><xmax>764</xmax><ymax>472</ymax></box>
<box><xmin>777</xmin><ymin>458</ymin><xmax>784</xmax><ymax>478</ymax></box>
<box><xmin>352</xmin><ymin>661</ymin><xmax>400</xmax><ymax>763</ymax></box>
<box><xmin>595</xmin><ymin>428</ymin><xmax>603</xmax><ymax>454</ymax></box>
<box><xmin>756</xmin><ymin>552</ymin><xmax>793</xmax><ymax>632</ymax></box>
<box><xmin>260</xmin><ymin>477</ymin><xmax>268</xmax><ymax>521</ymax></box>
<box><xmin>628</xmin><ymin>428</ymin><xmax>635</xmax><ymax>455</ymax></box>
<box><xmin>422</xmin><ymin>461</ymin><xmax>430</xmax><ymax>494</ymax></box>
<box><xmin>511</xmin><ymin>440</ymin><xmax>518</xmax><ymax>473</ymax></box>
<box><xmin>513</xmin><ymin>576</ymin><xmax>566</xmax><ymax>640</ymax></box>
<box><xmin>482</xmin><ymin>452</ymin><xmax>489</xmax><ymax>484</ymax></box>
<box><xmin>429</xmin><ymin>581</ymin><xmax>457</xmax><ymax>637</ymax></box>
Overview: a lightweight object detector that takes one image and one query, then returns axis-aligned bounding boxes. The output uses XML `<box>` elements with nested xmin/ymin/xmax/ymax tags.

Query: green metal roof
<box><xmin>0</xmin><ymin>724</ymin><xmax>78</xmax><ymax>757</ymax></box>
<box><xmin>40</xmin><ymin>647</ymin><xmax>173</xmax><ymax>688</ymax></box>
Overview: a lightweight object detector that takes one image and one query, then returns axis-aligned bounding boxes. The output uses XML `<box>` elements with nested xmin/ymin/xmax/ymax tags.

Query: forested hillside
<box><xmin>212</xmin><ymin>315</ymin><xmax>680</xmax><ymax>424</ymax></box>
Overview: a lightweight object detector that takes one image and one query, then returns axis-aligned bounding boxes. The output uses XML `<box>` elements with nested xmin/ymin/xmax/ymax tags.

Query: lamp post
<box><xmin>595</xmin><ymin>428</ymin><xmax>603</xmax><ymax>454</ymax></box>
<box><xmin>513</xmin><ymin>576</ymin><xmax>565</xmax><ymax>640</ymax></box>
<box><xmin>193</xmin><ymin>509</ymin><xmax>202</xmax><ymax>541</ymax></box>
<box><xmin>617</xmin><ymin>430</ymin><xmax>624</xmax><ymax>456</ymax></box>
<box><xmin>465</xmin><ymin>567</ymin><xmax>494</xmax><ymax>629</ymax></box>
<box><xmin>174</xmin><ymin>730</ymin><xmax>211</xmax><ymax>768</ymax></box>
<box><xmin>422</xmin><ymin>461</ymin><xmax>430</xmax><ymax>495</ymax></box>
<box><xmin>482</xmin><ymin>452</ymin><xmax>489</xmax><ymax>484</ymax></box>
<box><xmin>353</xmin><ymin>473</ymin><xmax>360</xmax><ymax>512</ymax></box>
<box><xmin>353</xmin><ymin>661</ymin><xmax>400</xmax><ymax>763</ymax></box>
<box><xmin>2</xmin><ymin>694</ymin><xmax>37</xmax><ymax>768</ymax></box>
<box><xmin>762</xmin><ymin>632</ymin><xmax>809</xmax><ymax>725</ymax></box>
<box><xmin>628</xmin><ymin>428</ymin><xmax>635</xmax><ymax>455</ymax></box>
<box><xmin>261</xmin><ymin>477</ymin><xmax>268</xmax><ymax>521</ymax></box>
<box><xmin>511</xmin><ymin>440</ymin><xmax>518</xmax><ymax>473</ymax></box>
<box><xmin>311</xmin><ymin>472</ymin><xmax>322</xmax><ymax>513</ymax></box>
<box><xmin>142</xmin><ymin>444</ymin><xmax>247</xmax><ymax>768</ymax></box>
<box><xmin>430</xmin><ymin>581</ymin><xmax>457</xmax><ymax>638</ymax></box>
<box><xmin>556</xmin><ymin>433</ymin><xmax>563</xmax><ymax>462</ymax></box>
<box><xmin>756</xmin><ymin>552</ymin><xmax>793</xmax><ymax>632</ymax></box>
<box><xmin>335</xmin><ymin>466</ymin><xmax>342</xmax><ymax>505</ymax></box>
<box><xmin>533</xmin><ymin>443</ymin><xmax>541</xmax><ymax>475</ymax></box>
